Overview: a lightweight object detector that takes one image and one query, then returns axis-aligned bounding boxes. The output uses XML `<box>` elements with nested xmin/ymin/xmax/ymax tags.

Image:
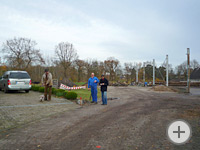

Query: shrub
<box><xmin>57</xmin><ymin>89</ymin><xmax>65</xmax><ymax>93</ymax></box>
<box><xmin>57</xmin><ymin>89</ymin><xmax>66</xmax><ymax>97</ymax></box>
<box><xmin>31</xmin><ymin>85</ymin><xmax>35</xmax><ymax>90</ymax></box>
<box><xmin>63</xmin><ymin>91</ymin><xmax>68</xmax><ymax>96</ymax></box>
<box><xmin>56</xmin><ymin>92</ymin><xmax>64</xmax><ymax>97</ymax></box>
<box><xmin>52</xmin><ymin>88</ymin><xmax>65</xmax><ymax>96</ymax></box>
<box><xmin>52</xmin><ymin>88</ymin><xmax>57</xmax><ymax>94</ymax></box>
<box><xmin>53</xmin><ymin>89</ymin><xmax>66</xmax><ymax>96</ymax></box>
<box><xmin>39</xmin><ymin>87</ymin><xmax>45</xmax><ymax>92</ymax></box>
<box><xmin>31</xmin><ymin>85</ymin><xmax>40</xmax><ymax>91</ymax></box>
<box><xmin>64</xmin><ymin>91</ymin><xmax>78</xmax><ymax>100</ymax></box>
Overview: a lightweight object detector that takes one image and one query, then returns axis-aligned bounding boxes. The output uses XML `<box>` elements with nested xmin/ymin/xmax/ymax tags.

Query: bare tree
<box><xmin>84</xmin><ymin>59</ymin><xmax>93</xmax><ymax>79</ymax></box>
<box><xmin>1</xmin><ymin>37</ymin><xmax>44</xmax><ymax>69</ymax></box>
<box><xmin>104</xmin><ymin>57</ymin><xmax>120</xmax><ymax>81</ymax></box>
<box><xmin>99</xmin><ymin>61</ymin><xmax>105</xmax><ymax>77</ymax></box>
<box><xmin>83</xmin><ymin>59</ymin><xmax>105</xmax><ymax>80</ymax></box>
<box><xmin>124</xmin><ymin>63</ymin><xmax>133</xmax><ymax>83</ymax></box>
<box><xmin>190</xmin><ymin>59</ymin><xmax>200</xmax><ymax>69</ymax></box>
<box><xmin>75</xmin><ymin>59</ymin><xmax>85</xmax><ymax>82</ymax></box>
<box><xmin>175</xmin><ymin>61</ymin><xmax>187</xmax><ymax>80</ymax></box>
<box><xmin>55</xmin><ymin>42</ymin><xmax>78</xmax><ymax>77</ymax></box>
<box><xmin>174</xmin><ymin>59</ymin><xmax>200</xmax><ymax>81</ymax></box>
<box><xmin>90</xmin><ymin>60</ymin><xmax>101</xmax><ymax>77</ymax></box>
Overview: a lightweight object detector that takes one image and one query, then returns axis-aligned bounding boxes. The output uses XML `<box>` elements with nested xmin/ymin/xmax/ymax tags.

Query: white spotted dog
<box><xmin>40</xmin><ymin>95</ymin><xmax>45</xmax><ymax>102</ymax></box>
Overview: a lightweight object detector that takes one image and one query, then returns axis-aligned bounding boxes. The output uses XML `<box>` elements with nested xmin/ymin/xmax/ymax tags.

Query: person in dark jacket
<box><xmin>99</xmin><ymin>75</ymin><xmax>109</xmax><ymax>105</ymax></box>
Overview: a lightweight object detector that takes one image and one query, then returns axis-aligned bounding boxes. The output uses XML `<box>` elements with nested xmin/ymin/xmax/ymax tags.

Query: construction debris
<box><xmin>110</xmin><ymin>82</ymin><xmax>128</xmax><ymax>86</ymax></box>
<box><xmin>152</xmin><ymin>85</ymin><xmax>175</xmax><ymax>92</ymax></box>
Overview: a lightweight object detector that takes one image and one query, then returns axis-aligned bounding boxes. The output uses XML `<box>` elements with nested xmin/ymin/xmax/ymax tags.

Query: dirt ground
<box><xmin>0</xmin><ymin>86</ymin><xmax>200</xmax><ymax>150</ymax></box>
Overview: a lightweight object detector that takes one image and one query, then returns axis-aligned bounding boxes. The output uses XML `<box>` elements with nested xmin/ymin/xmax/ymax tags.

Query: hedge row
<box><xmin>31</xmin><ymin>85</ymin><xmax>77</xmax><ymax>100</ymax></box>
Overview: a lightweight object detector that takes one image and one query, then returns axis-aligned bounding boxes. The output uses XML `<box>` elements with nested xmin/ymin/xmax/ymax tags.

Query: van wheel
<box><xmin>25</xmin><ymin>90</ymin><xmax>29</xmax><ymax>93</ymax></box>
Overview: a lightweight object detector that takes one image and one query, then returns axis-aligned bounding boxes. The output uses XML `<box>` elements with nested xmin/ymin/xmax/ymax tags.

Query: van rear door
<box><xmin>9</xmin><ymin>72</ymin><xmax>31</xmax><ymax>88</ymax></box>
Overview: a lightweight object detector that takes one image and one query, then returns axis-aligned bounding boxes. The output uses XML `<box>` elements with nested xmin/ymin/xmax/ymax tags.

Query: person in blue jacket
<box><xmin>88</xmin><ymin>73</ymin><xmax>99</xmax><ymax>104</ymax></box>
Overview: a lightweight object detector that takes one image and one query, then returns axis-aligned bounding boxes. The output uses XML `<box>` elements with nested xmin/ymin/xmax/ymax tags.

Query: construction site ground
<box><xmin>0</xmin><ymin>86</ymin><xmax>200</xmax><ymax>150</ymax></box>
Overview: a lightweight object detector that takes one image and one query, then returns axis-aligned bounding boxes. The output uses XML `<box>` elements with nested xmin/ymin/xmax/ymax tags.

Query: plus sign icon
<box><xmin>167</xmin><ymin>120</ymin><xmax>192</xmax><ymax>145</ymax></box>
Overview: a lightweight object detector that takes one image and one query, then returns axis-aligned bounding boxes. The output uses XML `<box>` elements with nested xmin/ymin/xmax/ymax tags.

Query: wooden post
<box><xmin>187</xmin><ymin>48</ymin><xmax>190</xmax><ymax>93</ymax></box>
<box><xmin>153</xmin><ymin>59</ymin><xmax>155</xmax><ymax>86</ymax></box>
<box><xmin>166</xmin><ymin>55</ymin><xmax>169</xmax><ymax>86</ymax></box>
<box><xmin>143</xmin><ymin>62</ymin><xmax>145</xmax><ymax>83</ymax></box>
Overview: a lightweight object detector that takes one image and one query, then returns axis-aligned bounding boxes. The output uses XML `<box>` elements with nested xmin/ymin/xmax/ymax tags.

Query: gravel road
<box><xmin>0</xmin><ymin>86</ymin><xmax>200</xmax><ymax>150</ymax></box>
<box><xmin>0</xmin><ymin>91</ymin><xmax>79</xmax><ymax>131</ymax></box>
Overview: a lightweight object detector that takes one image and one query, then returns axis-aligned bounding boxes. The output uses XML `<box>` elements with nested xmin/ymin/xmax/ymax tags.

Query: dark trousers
<box><xmin>44</xmin><ymin>86</ymin><xmax>52</xmax><ymax>100</ymax></box>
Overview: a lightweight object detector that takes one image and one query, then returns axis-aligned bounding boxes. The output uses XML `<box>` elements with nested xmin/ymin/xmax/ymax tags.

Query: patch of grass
<box><xmin>74</xmin><ymin>82</ymin><xmax>87</xmax><ymax>86</ymax></box>
<box><xmin>72</xmin><ymin>88</ymin><xmax>101</xmax><ymax>101</ymax></box>
<box><xmin>32</xmin><ymin>84</ymin><xmax>101</xmax><ymax>101</ymax></box>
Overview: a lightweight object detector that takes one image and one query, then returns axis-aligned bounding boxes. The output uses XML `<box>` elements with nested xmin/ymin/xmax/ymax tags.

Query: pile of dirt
<box><xmin>59</xmin><ymin>78</ymin><xmax>77</xmax><ymax>87</ymax></box>
<box><xmin>110</xmin><ymin>82</ymin><xmax>128</xmax><ymax>86</ymax></box>
<box><xmin>152</xmin><ymin>85</ymin><xmax>175</xmax><ymax>92</ymax></box>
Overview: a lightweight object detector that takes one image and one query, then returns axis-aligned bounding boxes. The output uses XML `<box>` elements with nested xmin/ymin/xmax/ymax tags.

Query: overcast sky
<box><xmin>0</xmin><ymin>0</ymin><xmax>200</xmax><ymax>67</ymax></box>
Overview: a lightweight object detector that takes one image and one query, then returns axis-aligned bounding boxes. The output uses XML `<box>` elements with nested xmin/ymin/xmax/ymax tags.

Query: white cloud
<box><xmin>0</xmin><ymin>1</ymin><xmax>133</xmax><ymax>62</ymax></box>
<box><xmin>0</xmin><ymin>0</ymin><xmax>199</xmax><ymax>67</ymax></box>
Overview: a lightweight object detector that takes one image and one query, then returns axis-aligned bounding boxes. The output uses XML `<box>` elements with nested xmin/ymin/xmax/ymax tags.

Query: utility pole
<box><xmin>153</xmin><ymin>59</ymin><xmax>155</xmax><ymax>86</ymax></box>
<box><xmin>187</xmin><ymin>48</ymin><xmax>190</xmax><ymax>93</ymax></box>
<box><xmin>166</xmin><ymin>55</ymin><xmax>169</xmax><ymax>86</ymax></box>
<box><xmin>143</xmin><ymin>62</ymin><xmax>145</xmax><ymax>83</ymax></box>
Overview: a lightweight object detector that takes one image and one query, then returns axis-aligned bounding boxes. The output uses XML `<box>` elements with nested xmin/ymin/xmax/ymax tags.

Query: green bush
<box><xmin>64</xmin><ymin>91</ymin><xmax>78</xmax><ymax>100</ymax></box>
<box><xmin>57</xmin><ymin>89</ymin><xmax>65</xmax><ymax>93</ymax></box>
<box><xmin>31</xmin><ymin>85</ymin><xmax>40</xmax><ymax>91</ymax></box>
<box><xmin>55</xmin><ymin>89</ymin><xmax>68</xmax><ymax>97</ymax></box>
<box><xmin>56</xmin><ymin>92</ymin><xmax>64</xmax><ymax>97</ymax></box>
<box><xmin>52</xmin><ymin>88</ymin><xmax>57</xmax><ymax>94</ymax></box>
<box><xmin>52</xmin><ymin>89</ymin><xmax>66</xmax><ymax>96</ymax></box>
<box><xmin>63</xmin><ymin>91</ymin><xmax>68</xmax><ymax>96</ymax></box>
<box><xmin>39</xmin><ymin>87</ymin><xmax>45</xmax><ymax>92</ymax></box>
<box><xmin>31</xmin><ymin>85</ymin><xmax>35</xmax><ymax>90</ymax></box>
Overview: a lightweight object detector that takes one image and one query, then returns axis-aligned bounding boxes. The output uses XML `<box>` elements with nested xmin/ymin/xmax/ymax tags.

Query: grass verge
<box><xmin>72</xmin><ymin>88</ymin><xmax>101</xmax><ymax>101</ymax></box>
<box><xmin>74</xmin><ymin>82</ymin><xmax>87</xmax><ymax>86</ymax></box>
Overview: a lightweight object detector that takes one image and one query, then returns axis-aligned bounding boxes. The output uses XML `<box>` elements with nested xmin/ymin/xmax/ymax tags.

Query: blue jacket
<box><xmin>88</xmin><ymin>77</ymin><xmax>99</xmax><ymax>88</ymax></box>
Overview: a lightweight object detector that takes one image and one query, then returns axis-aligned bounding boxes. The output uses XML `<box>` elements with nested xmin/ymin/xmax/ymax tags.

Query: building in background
<box><xmin>190</xmin><ymin>68</ymin><xmax>200</xmax><ymax>82</ymax></box>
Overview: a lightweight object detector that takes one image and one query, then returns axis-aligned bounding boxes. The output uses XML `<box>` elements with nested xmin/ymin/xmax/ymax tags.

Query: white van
<box><xmin>0</xmin><ymin>71</ymin><xmax>32</xmax><ymax>93</ymax></box>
